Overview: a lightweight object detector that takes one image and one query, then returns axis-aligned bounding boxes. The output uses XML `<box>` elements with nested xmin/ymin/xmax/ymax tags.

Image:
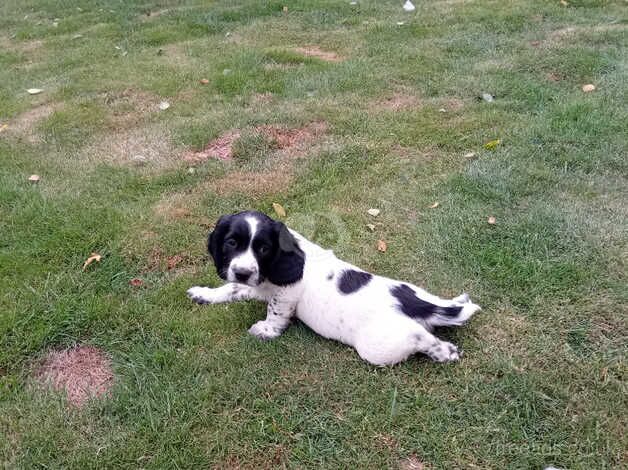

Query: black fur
<box><xmin>338</xmin><ymin>269</ymin><xmax>373</xmax><ymax>294</ymax></box>
<box><xmin>207</xmin><ymin>211</ymin><xmax>304</xmax><ymax>286</ymax></box>
<box><xmin>390</xmin><ymin>284</ymin><xmax>462</xmax><ymax>319</ymax></box>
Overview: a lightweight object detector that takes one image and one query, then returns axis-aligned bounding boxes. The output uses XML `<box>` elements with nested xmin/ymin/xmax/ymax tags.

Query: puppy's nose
<box><xmin>233</xmin><ymin>268</ymin><xmax>252</xmax><ymax>283</ymax></box>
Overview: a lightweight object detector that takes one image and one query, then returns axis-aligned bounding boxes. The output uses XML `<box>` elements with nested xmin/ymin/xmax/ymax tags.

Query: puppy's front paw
<box><xmin>187</xmin><ymin>286</ymin><xmax>216</xmax><ymax>305</ymax></box>
<box><xmin>248</xmin><ymin>320</ymin><xmax>283</xmax><ymax>341</ymax></box>
<box><xmin>428</xmin><ymin>341</ymin><xmax>461</xmax><ymax>363</ymax></box>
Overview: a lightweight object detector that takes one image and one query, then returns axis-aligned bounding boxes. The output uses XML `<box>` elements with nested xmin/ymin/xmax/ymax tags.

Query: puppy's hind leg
<box><xmin>354</xmin><ymin>318</ymin><xmax>461</xmax><ymax>366</ymax></box>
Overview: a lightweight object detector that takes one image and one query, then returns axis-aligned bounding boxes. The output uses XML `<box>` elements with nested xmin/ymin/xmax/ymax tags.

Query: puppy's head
<box><xmin>207</xmin><ymin>211</ymin><xmax>304</xmax><ymax>286</ymax></box>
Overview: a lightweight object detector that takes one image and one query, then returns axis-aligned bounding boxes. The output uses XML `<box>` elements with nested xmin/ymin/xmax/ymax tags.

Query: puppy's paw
<box><xmin>428</xmin><ymin>341</ymin><xmax>461</xmax><ymax>363</ymax></box>
<box><xmin>248</xmin><ymin>320</ymin><xmax>283</xmax><ymax>341</ymax></box>
<box><xmin>187</xmin><ymin>286</ymin><xmax>217</xmax><ymax>305</ymax></box>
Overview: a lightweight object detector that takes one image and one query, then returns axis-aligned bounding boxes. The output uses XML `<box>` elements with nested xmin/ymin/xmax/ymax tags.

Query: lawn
<box><xmin>0</xmin><ymin>0</ymin><xmax>626</xmax><ymax>468</ymax></box>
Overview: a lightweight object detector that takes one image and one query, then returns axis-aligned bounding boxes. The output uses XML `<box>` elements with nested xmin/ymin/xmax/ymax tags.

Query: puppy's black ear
<box><xmin>207</xmin><ymin>215</ymin><xmax>231</xmax><ymax>279</ymax></box>
<box><xmin>266</xmin><ymin>221</ymin><xmax>305</xmax><ymax>286</ymax></box>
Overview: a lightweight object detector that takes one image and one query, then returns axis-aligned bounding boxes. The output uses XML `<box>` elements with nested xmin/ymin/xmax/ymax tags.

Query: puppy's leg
<box><xmin>248</xmin><ymin>296</ymin><xmax>296</xmax><ymax>341</ymax></box>
<box><xmin>355</xmin><ymin>319</ymin><xmax>461</xmax><ymax>366</ymax></box>
<box><xmin>187</xmin><ymin>283</ymin><xmax>270</xmax><ymax>305</ymax></box>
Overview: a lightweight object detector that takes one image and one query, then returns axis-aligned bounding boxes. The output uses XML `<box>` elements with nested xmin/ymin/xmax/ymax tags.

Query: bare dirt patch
<box><xmin>183</xmin><ymin>121</ymin><xmax>327</xmax><ymax>164</ymax></box>
<box><xmin>36</xmin><ymin>345</ymin><xmax>113</xmax><ymax>407</ymax></box>
<box><xmin>293</xmin><ymin>46</ymin><xmax>343</xmax><ymax>62</ymax></box>
<box><xmin>210</xmin><ymin>165</ymin><xmax>295</xmax><ymax>197</ymax></box>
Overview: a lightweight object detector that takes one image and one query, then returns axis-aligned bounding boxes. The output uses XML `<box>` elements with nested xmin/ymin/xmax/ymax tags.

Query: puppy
<box><xmin>187</xmin><ymin>210</ymin><xmax>480</xmax><ymax>366</ymax></box>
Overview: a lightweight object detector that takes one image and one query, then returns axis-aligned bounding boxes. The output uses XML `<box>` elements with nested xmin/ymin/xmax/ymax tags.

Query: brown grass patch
<box><xmin>101</xmin><ymin>88</ymin><xmax>159</xmax><ymax>129</ymax></box>
<box><xmin>83</xmin><ymin>123</ymin><xmax>177</xmax><ymax>169</ymax></box>
<box><xmin>399</xmin><ymin>454</ymin><xmax>427</xmax><ymax>470</ymax></box>
<box><xmin>183</xmin><ymin>121</ymin><xmax>328</xmax><ymax>164</ymax></box>
<box><xmin>377</xmin><ymin>93</ymin><xmax>422</xmax><ymax>111</ymax></box>
<box><xmin>36</xmin><ymin>345</ymin><xmax>113</xmax><ymax>407</ymax></box>
<box><xmin>4</xmin><ymin>103</ymin><xmax>60</xmax><ymax>142</ymax></box>
<box><xmin>293</xmin><ymin>46</ymin><xmax>343</xmax><ymax>62</ymax></box>
<box><xmin>210</xmin><ymin>165</ymin><xmax>295</xmax><ymax>197</ymax></box>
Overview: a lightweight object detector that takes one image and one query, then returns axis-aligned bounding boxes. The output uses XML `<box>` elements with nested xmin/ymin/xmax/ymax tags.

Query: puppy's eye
<box><xmin>258</xmin><ymin>244</ymin><xmax>270</xmax><ymax>256</ymax></box>
<box><xmin>225</xmin><ymin>238</ymin><xmax>238</xmax><ymax>248</ymax></box>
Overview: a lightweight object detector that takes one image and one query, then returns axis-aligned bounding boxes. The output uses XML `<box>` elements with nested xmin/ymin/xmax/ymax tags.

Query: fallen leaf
<box><xmin>272</xmin><ymin>202</ymin><xmax>286</xmax><ymax>218</ymax></box>
<box><xmin>438</xmin><ymin>108</ymin><xmax>447</xmax><ymax>113</ymax></box>
<box><xmin>403</xmin><ymin>0</ymin><xmax>416</xmax><ymax>12</ymax></box>
<box><xmin>377</xmin><ymin>239</ymin><xmax>387</xmax><ymax>252</ymax></box>
<box><xmin>71</xmin><ymin>34</ymin><xmax>83</xmax><ymax>40</ymax></box>
<box><xmin>282</xmin><ymin>6</ymin><xmax>288</xmax><ymax>12</ymax></box>
<box><xmin>27</xmin><ymin>88</ymin><xmax>43</xmax><ymax>95</ymax></box>
<box><xmin>129</xmin><ymin>278</ymin><xmax>144</xmax><ymax>287</ymax></box>
<box><xmin>158</xmin><ymin>101</ymin><xmax>170</xmax><ymax>110</ymax></box>
<box><xmin>463</xmin><ymin>152</ymin><xmax>477</xmax><ymax>159</ymax></box>
<box><xmin>581</xmin><ymin>84</ymin><xmax>596</xmax><ymax>93</ymax></box>
<box><xmin>28</xmin><ymin>174</ymin><xmax>40</xmax><ymax>182</ymax></box>
<box><xmin>600</xmin><ymin>367</ymin><xmax>608</xmax><ymax>381</ymax></box>
<box><xmin>429</xmin><ymin>201</ymin><xmax>439</xmax><ymax>209</ymax></box>
<box><xmin>367</xmin><ymin>208</ymin><xmax>380</xmax><ymax>217</ymax></box>
<box><xmin>560</xmin><ymin>0</ymin><xmax>568</xmax><ymax>5</ymax></box>
<box><xmin>200</xmin><ymin>78</ymin><xmax>209</xmax><ymax>84</ymax></box>
<box><xmin>487</xmin><ymin>216</ymin><xmax>497</xmax><ymax>225</ymax></box>
<box><xmin>83</xmin><ymin>252</ymin><xmax>102</xmax><ymax>270</ymax></box>
<box><xmin>481</xmin><ymin>93</ymin><xmax>494</xmax><ymax>103</ymax></box>
<box><xmin>530</xmin><ymin>40</ymin><xmax>541</xmax><ymax>47</ymax></box>
<box><xmin>0</xmin><ymin>124</ymin><xmax>8</xmax><ymax>133</ymax></box>
<box><xmin>350</xmin><ymin>1</ymin><xmax>358</xmax><ymax>5</ymax></box>
<box><xmin>366</xmin><ymin>223</ymin><xmax>376</xmax><ymax>231</ymax></box>
<box><xmin>484</xmin><ymin>139</ymin><xmax>501</xmax><ymax>150</ymax></box>
<box><xmin>396</xmin><ymin>21</ymin><xmax>405</xmax><ymax>26</ymax></box>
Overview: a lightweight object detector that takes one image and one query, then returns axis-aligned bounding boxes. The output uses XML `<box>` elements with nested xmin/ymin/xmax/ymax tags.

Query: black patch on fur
<box><xmin>338</xmin><ymin>269</ymin><xmax>373</xmax><ymax>294</ymax></box>
<box><xmin>390</xmin><ymin>284</ymin><xmax>462</xmax><ymax>319</ymax></box>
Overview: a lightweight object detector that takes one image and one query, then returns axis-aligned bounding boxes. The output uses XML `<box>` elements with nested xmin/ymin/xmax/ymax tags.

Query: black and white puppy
<box><xmin>187</xmin><ymin>210</ymin><xmax>480</xmax><ymax>366</ymax></box>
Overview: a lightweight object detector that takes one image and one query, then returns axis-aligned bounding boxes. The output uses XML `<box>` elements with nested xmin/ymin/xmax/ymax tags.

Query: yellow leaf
<box><xmin>581</xmin><ymin>84</ymin><xmax>595</xmax><ymax>92</ymax></box>
<box><xmin>487</xmin><ymin>216</ymin><xmax>497</xmax><ymax>225</ymax></box>
<box><xmin>83</xmin><ymin>252</ymin><xmax>102</xmax><ymax>270</ymax></box>
<box><xmin>560</xmin><ymin>0</ymin><xmax>568</xmax><ymax>6</ymax></box>
<box><xmin>429</xmin><ymin>201</ymin><xmax>439</xmax><ymax>209</ymax></box>
<box><xmin>377</xmin><ymin>240</ymin><xmax>387</xmax><ymax>252</ymax></box>
<box><xmin>28</xmin><ymin>174</ymin><xmax>40</xmax><ymax>182</ymax></box>
<box><xmin>484</xmin><ymin>139</ymin><xmax>501</xmax><ymax>150</ymax></box>
<box><xmin>0</xmin><ymin>123</ymin><xmax>8</xmax><ymax>133</ymax></box>
<box><xmin>366</xmin><ymin>223</ymin><xmax>376</xmax><ymax>231</ymax></box>
<box><xmin>272</xmin><ymin>202</ymin><xmax>286</xmax><ymax>218</ymax></box>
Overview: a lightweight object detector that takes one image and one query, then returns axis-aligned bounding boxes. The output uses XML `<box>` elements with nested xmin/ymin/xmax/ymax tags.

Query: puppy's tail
<box><xmin>425</xmin><ymin>293</ymin><xmax>481</xmax><ymax>328</ymax></box>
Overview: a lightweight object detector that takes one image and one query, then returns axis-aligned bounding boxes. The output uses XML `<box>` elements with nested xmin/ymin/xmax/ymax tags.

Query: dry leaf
<box><xmin>487</xmin><ymin>216</ymin><xmax>497</xmax><ymax>225</ymax></box>
<box><xmin>0</xmin><ymin>123</ymin><xmax>8</xmax><ymax>133</ymax></box>
<box><xmin>83</xmin><ymin>252</ymin><xmax>102</xmax><ymax>270</ymax></box>
<box><xmin>27</xmin><ymin>88</ymin><xmax>43</xmax><ymax>95</ymax></box>
<box><xmin>429</xmin><ymin>201</ymin><xmax>439</xmax><ymax>209</ymax></box>
<box><xmin>464</xmin><ymin>151</ymin><xmax>477</xmax><ymax>159</ymax></box>
<box><xmin>377</xmin><ymin>239</ymin><xmax>387</xmax><ymax>252</ymax></box>
<box><xmin>282</xmin><ymin>6</ymin><xmax>288</xmax><ymax>12</ymax></box>
<box><xmin>367</xmin><ymin>208</ymin><xmax>380</xmax><ymax>217</ymax></box>
<box><xmin>200</xmin><ymin>78</ymin><xmax>209</xmax><ymax>85</ymax></box>
<box><xmin>581</xmin><ymin>84</ymin><xmax>595</xmax><ymax>92</ymax></box>
<box><xmin>484</xmin><ymin>139</ymin><xmax>501</xmax><ymax>150</ymax></box>
<box><xmin>158</xmin><ymin>101</ymin><xmax>170</xmax><ymax>110</ymax></box>
<box><xmin>272</xmin><ymin>202</ymin><xmax>286</xmax><ymax>217</ymax></box>
<box><xmin>560</xmin><ymin>0</ymin><xmax>568</xmax><ymax>5</ymax></box>
<box><xmin>28</xmin><ymin>174</ymin><xmax>41</xmax><ymax>182</ymax></box>
<box><xmin>129</xmin><ymin>278</ymin><xmax>144</xmax><ymax>287</ymax></box>
<box><xmin>366</xmin><ymin>223</ymin><xmax>376</xmax><ymax>231</ymax></box>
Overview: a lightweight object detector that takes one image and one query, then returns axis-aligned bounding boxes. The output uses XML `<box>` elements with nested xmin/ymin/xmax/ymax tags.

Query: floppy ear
<box><xmin>266</xmin><ymin>221</ymin><xmax>305</xmax><ymax>286</ymax></box>
<box><xmin>207</xmin><ymin>215</ymin><xmax>231</xmax><ymax>279</ymax></box>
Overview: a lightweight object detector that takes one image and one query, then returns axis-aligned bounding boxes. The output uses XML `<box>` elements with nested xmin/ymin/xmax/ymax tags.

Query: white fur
<box><xmin>188</xmin><ymin>229</ymin><xmax>480</xmax><ymax>366</ymax></box>
<box><xmin>226</xmin><ymin>216</ymin><xmax>261</xmax><ymax>285</ymax></box>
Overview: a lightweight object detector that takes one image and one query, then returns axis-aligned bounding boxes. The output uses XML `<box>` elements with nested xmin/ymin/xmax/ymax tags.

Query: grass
<box><xmin>0</xmin><ymin>0</ymin><xmax>626</xmax><ymax>468</ymax></box>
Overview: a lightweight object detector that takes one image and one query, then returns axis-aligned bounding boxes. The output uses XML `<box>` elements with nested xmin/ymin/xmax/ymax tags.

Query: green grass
<box><xmin>1</xmin><ymin>0</ymin><xmax>626</xmax><ymax>468</ymax></box>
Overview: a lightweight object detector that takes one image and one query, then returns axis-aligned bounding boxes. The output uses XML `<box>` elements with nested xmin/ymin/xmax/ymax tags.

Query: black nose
<box><xmin>233</xmin><ymin>268</ymin><xmax>252</xmax><ymax>283</ymax></box>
